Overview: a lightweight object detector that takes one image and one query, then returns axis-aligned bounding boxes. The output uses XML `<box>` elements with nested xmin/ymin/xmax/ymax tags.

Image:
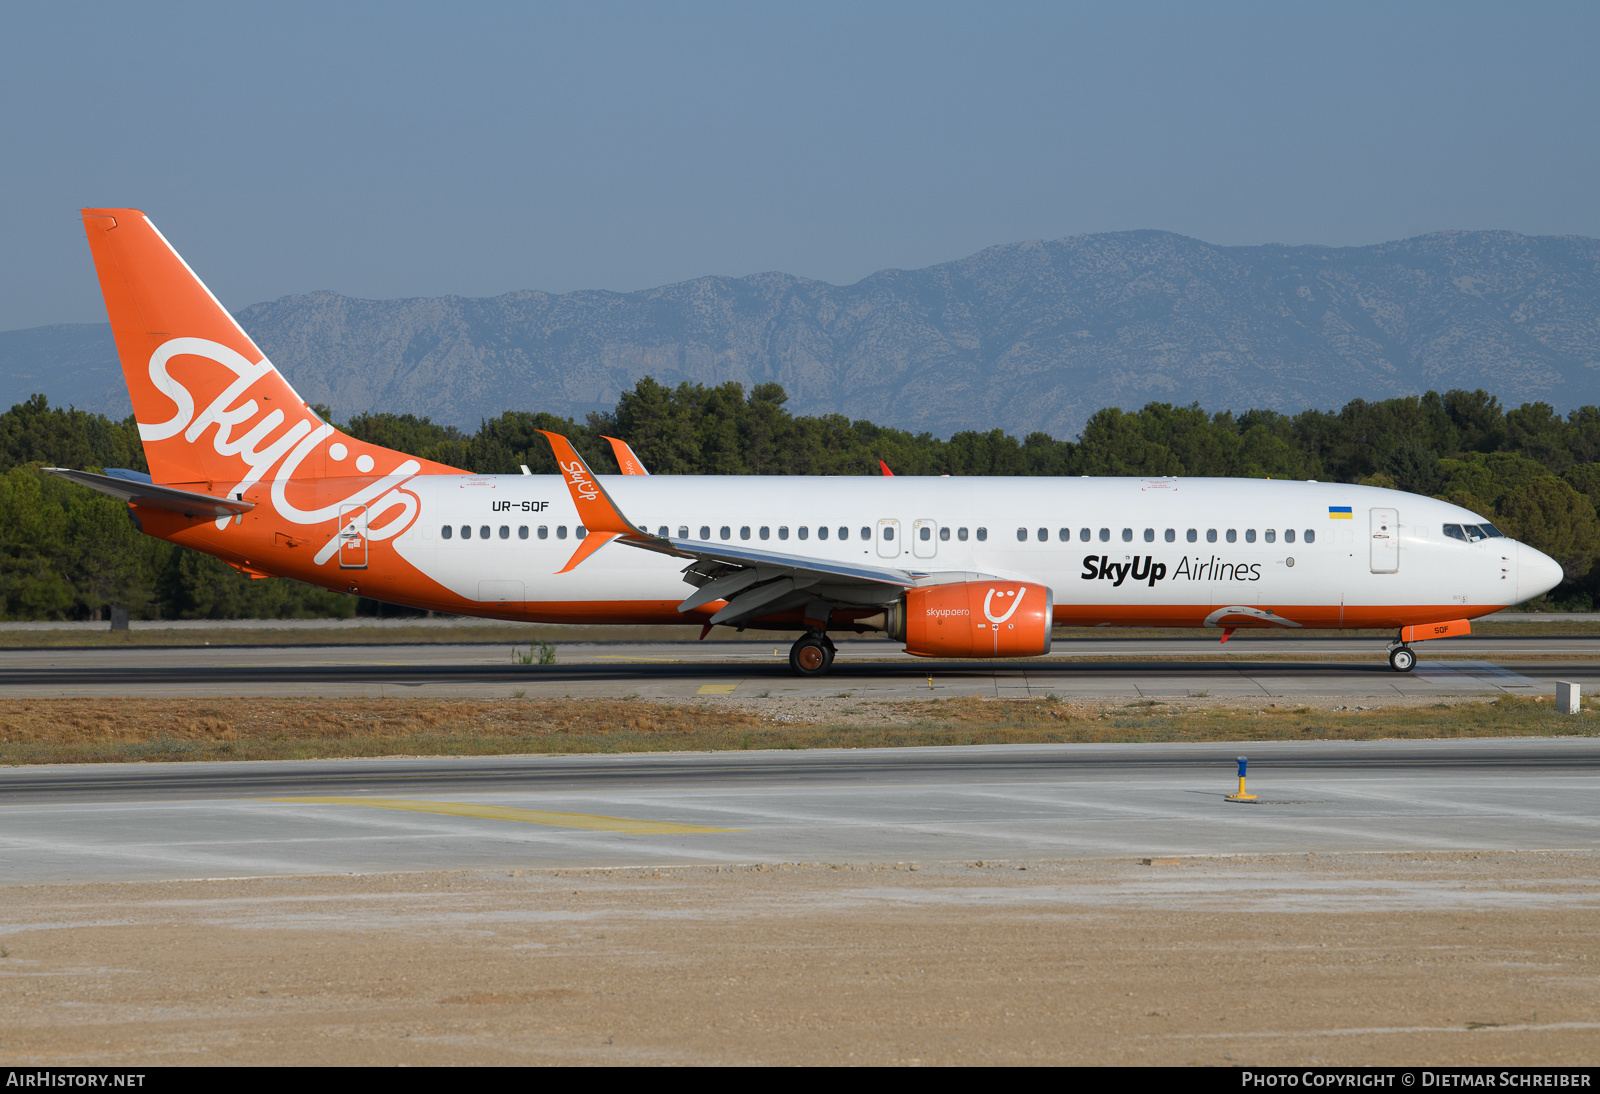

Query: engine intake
<box><xmin>877</xmin><ymin>580</ymin><xmax>1054</xmax><ymax>658</ymax></box>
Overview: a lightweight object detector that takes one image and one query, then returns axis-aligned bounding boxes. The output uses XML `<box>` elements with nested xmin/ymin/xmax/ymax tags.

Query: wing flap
<box><xmin>709</xmin><ymin>576</ymin><xmax>819</xmax><ymax>625</ymax></box>
<box><xmin>678</xmin><ymin>568</ymin><xmax>763</xmax><ymax>613</ymax></box>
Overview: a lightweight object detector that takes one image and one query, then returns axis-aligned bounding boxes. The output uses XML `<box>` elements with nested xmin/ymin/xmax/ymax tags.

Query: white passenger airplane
<box><xmin>48</xmin><ymin>209</ymin><xmax>1564</xmax><ymax>675</ymax></box>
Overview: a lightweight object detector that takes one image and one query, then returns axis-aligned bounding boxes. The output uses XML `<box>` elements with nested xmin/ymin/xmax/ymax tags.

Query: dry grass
<box><xmin>1012</xmin><ymin>694</ymin><xmax>1600</xmax><ymax>743</ymax></box>
<box><xmin>0</xmin><ymin>693</ymin><xmax>1594</xmax><ymax>765</ymax></box>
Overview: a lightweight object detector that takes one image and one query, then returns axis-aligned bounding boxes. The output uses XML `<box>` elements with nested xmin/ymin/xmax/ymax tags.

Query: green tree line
<box><xmin>0</xmin><ymin>395</ymin><xmax>353</xmax><ymax>621</ymax></box>
<box><xmin>6</xmin><ymin>380</ymin><xmax>1600</xmax><ymax>619</ymax></box>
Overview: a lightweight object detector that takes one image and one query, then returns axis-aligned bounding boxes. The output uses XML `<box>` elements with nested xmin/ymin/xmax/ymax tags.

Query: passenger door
<box><xmin>1370</xmin><ymin>508</ymin><xmax>1399</xmax><ymax>574</ymax></box>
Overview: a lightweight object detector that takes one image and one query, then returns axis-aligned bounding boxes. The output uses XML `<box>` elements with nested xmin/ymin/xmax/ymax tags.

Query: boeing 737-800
<box><xmin>47</xmin><ymin>209</ymin><xmax>1564</xmax><ymax>675</ymax></box>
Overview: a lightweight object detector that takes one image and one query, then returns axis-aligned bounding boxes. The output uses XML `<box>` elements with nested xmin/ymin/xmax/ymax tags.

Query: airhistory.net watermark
<box><xmin>5</xmin><ymin>1074</ymin><xmax>145</xmax><ymax>1088</ymax></box>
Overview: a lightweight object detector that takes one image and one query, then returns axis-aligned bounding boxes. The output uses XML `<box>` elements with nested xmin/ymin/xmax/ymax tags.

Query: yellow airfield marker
<box><xmin>697</xmin><ymin>684</ymin><xmax>738</xmax><ymax>695</ymax></box>
<box><xmin>1226</xmin><ymin>756</ymin><xmax>1257</xmax><ymax>802</ymax></box>
<box><xmin>263</xmin><ymin>796</ymin><xmax>739</xmax><ymax>833</ymax></box>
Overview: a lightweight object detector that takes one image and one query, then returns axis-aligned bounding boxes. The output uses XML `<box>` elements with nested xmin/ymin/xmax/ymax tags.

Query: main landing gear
<box><xmin>1388</xmin><ymin>644</ymin><xmax>1416</xmax><ymax>673</ymax></box>
<box><xmin>789</xmin><ymin>631</ymin><xmax>837</xmax><ymax>676</ymax></box>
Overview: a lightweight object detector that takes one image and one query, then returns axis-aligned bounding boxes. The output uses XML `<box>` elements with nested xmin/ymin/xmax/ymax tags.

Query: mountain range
<box><xmin>4</xmin><ymin>229</ymin><xmax>1598</xmax><ymax>438</ymax></box>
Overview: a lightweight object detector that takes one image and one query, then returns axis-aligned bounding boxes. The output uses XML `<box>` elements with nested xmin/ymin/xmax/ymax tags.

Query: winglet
<box><xmin>556</xmin><ymin>531</ymin><xmax>620</xmax><ymax>574</ymax></box>
<box><xmin>603</xmin><ymin>436</ymin><xmax>650</xmax><ymax>475</ymax></box>
<box><xmin>879</xmin><ymin>460</ymin><xmax>895</xmax><ymax>476</ymax></box>
<box><xmin>538</xmin><ymin>431</ymin><xmax>638</xmax><ymax>536</ymax></box>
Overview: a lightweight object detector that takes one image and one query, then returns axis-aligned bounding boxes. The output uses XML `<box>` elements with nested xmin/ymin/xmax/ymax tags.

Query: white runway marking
<box><xmin>2</xmin><ymin>743</ymin><xmax>1597</xmax><ymax>884</ymax></box>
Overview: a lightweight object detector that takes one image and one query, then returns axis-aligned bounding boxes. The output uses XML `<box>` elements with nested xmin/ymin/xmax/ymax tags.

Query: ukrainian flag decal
<box><xmin>1328</xmin><ymin>506</ymin><xmax>1353</xmax><ymax>519</ymax></box>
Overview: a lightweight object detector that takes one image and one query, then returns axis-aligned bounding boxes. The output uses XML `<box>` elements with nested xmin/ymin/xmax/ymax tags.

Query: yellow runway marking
<box><xmin>697</xmin><ymin>684</ymin><xmax>738</xmax><ymax>695</ymax></box>
<box><xmin>263</xmin><ymin>797</ymin><xmax>738</xmax><ymax>833</ymax></box>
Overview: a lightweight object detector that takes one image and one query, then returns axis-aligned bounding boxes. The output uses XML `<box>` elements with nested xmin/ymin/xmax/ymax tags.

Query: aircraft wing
<box><xmin>634</xmin><ymin>536</ymin><xmax>921</xmax><ymax>625</ymax></box>
<box><xmin>538</xmin><ymin>431</ymin><xmax>928</xmax><ymax>626</ymax></box>
<box><xmin>630</xmin><ymin>536</ymin><xmax>916</xmax><ymax>587</ymax></box>
<box><xmin>42</xmin><ymin>467</ymin><xmax>255</xmax><ymax>519</ymax></box>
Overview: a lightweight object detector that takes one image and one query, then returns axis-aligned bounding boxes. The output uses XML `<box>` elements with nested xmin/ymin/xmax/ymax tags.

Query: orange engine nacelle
<box><xmin>881</xmin><ymin>580</ymin><xmax>1054</xmax><ymax>658</ymax></box>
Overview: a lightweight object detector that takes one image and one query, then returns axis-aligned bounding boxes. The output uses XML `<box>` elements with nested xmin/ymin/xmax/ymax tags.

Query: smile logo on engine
<box><xmin>983</xmin><ymin>587</ymin><xmax>1026</xmax><ymax>624</ymax></box>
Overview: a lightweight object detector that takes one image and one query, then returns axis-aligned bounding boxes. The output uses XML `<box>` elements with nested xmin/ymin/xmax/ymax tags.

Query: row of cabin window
<box><xmin>1024</xmin><ymin>527</ymin><xmax>1317</xmax><ymax>544</ymax></box>
<box><xmin>442</xmin><ymin>525</ymin><xmax>587</xmax><ymax>540</ymax></box>
<box><xmin>698</xmin><ymin>525</ymin><xmax>869</xmax><ymax>541</ymax></box>
<box><xmin>442</xmin><ymin>524</ymin><xmax>978</xmax><ymax>543</ymax></box>
<box><xmin>697</xmin><ymin>525</ymin><xmax>977</xmax><ymax>542</ymax></box>
<box><xmin>440</xmin><ymin>523</ymin><xmax>1319</xmax><ymax>546</ymax></box>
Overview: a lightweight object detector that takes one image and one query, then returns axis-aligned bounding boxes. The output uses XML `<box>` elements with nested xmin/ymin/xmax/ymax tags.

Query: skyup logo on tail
<box><xmin>79</xmin><ymin>209</ymin><xmax>443</xmax><ymax>565</ymax></box>
<box><xmin>141</xmin><ymin>337</ymin><xmax>423</xmax><ymax>556</ymax></box>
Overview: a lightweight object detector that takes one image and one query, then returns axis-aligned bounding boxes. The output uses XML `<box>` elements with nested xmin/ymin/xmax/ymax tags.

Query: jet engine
<box><xmin>869</xmin><ymin>580</ymin><xmax>1054</xmax><ymax>658</ymax></box>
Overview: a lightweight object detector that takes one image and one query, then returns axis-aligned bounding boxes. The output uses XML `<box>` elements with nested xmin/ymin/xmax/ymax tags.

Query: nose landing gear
<box><xmin>789</xmin><ymin>632</ymin><xmax>836</xmax><ymax>676</ymax></box>
<box><xmin>1388</xmin><ymin>644</ymin><xmax>1416</xmax><ymax>673</ymax></box>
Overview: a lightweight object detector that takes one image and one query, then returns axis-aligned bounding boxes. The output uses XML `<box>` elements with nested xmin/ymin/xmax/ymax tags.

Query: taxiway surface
<box><xmin>2</xmin><ymin>636</ymin><xmax>1598</xmax><ymax>698</ymax></box>
<box><xmin>3</xmin><ymin>739</ymin><xmax>1596</xmax><ymax>884</ymax></box>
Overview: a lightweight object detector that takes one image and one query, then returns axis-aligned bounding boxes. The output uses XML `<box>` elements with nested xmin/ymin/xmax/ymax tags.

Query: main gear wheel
<box><xmin>789</xmin><ymin>635</ymin><xmax>834</xmax><ymax>676</ymax></box>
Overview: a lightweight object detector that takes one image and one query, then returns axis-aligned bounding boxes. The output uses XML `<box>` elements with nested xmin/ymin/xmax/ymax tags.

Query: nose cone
<box><xmin>1516</xmin><ymin>542</ymin><xmax>1564</xmax><ymax>603</ymax></box>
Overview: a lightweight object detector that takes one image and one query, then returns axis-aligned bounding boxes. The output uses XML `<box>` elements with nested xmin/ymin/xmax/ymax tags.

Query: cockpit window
<box><xmin>1445</xmin><ymin>523</ymin><xmax>1494</xmax><ymax>543</ymax></box>
<box><xmin>1444</xmin><ymin>524</ymin><xmax>1466</xmax><ymax>541</ymax></box>
<box><xmin>1479</xmin><ymin>523</ymin><xmax>1505</xmax><ymax>538</ymax></box>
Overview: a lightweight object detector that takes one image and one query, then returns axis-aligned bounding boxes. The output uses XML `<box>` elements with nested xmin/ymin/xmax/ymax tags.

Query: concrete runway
<box><xmin>5</xmin><ymin>637</ymin><xmax>1595</xmax><ymax>886</ymax></box>
<box><xmin>2</xmin><ymin>739</ymin><xmax>1596</xmax><ymax>884</ymax></box>
<box><xmin>1</xmin><ymin>636</ymin><xmax>1595</xmax><ymax>698</ymax></box>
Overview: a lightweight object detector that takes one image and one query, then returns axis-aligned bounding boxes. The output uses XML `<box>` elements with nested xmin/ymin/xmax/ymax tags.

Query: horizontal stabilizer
<box><xmin>42</xmin><ymin>467</ymin><xmax>254</xmax><ymax>520</ymax></box>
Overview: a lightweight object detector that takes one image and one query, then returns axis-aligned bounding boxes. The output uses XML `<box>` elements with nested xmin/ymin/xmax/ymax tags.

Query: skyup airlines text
<box><xmin>1081</xmin><ymin>554</ymin><xmax>1263</xmax><ymax>587</ymax></box>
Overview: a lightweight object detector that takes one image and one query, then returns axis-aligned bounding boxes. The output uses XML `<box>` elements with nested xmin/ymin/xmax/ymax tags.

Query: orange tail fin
<box><xmin>80</xmin><ymin>210</ymin><xmax>462</xmax><ymax>518</ymax></box>
<box><xmin>82</xmin><ymin>209</ymin><xmax>325</xmax><ymax>489</ymax></box>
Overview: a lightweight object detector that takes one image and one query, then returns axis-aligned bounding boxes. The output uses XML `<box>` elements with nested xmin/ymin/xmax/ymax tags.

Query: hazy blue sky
<box><xmin>3</xmin><ymin>1</ymin><xmax>1597</xmax><ymax>330</ymax></box>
